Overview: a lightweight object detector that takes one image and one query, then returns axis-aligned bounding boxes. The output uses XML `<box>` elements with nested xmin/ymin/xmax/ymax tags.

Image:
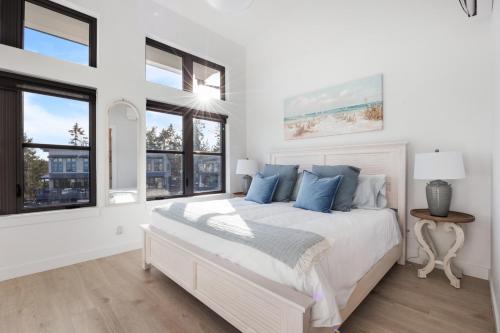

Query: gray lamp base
<box><xmin>426</xmin><ymin>180</ymin><xmax>452</xmax><ymax>217</ymax></box>
<box><xmin>242</xmin><ymin>175</ymin><xmax>253</xmax><ymax>195</ymax></box>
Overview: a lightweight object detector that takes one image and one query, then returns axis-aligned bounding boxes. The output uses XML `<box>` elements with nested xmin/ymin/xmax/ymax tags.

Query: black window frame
<box><xmin>0</xmin><ymin>0</ymin><xmax>98</xmax><ymax>67</ymax></box>
<box><xmin>146</xmin><ymin>38</ymin><xmax>226</xmax><ymax>101</ymax></box>
<box><xmin>0</xmin><ymin>70</ymin><xmax>96</xmax><ymax>215</ymax></box>
<box><xmin>146</xmin><ymin>100</ymin><xmax>227</xmax><ymax>201</ymax></box>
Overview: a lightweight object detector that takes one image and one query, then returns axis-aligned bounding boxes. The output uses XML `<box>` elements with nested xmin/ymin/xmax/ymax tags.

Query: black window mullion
<box><xmin>88</xmin><ymin>96</ymin><xmax>96</xmax><ymax>205</ymax></box>
<box><xmin>183</xmin><ymin>111</ymin><xmax>194</xmax><ymax>196</ymax></box>
<box><xmin>193</xmin><ymin>152</ymin><xmax>223</xmax><ymax>156</ymax></box>
<box><xmin>147</xmin><ymin>149</ymin><xmax>184</xmax><ymax>155</ymax></box>
<box><xmin>220</xmin><ymin>67</ymin><xmax>226</xmax><ymax>101</ymax></box>
<box><xmin>23</xmin><ymin>143</ymin><xmax>91</xmax><ymax>150</ymax></box>
<box><xmin>88</xmin><ymin>17</ymin><xmax>97</xmax><ymax>67</ymax></box>
<box><xmin>0</xmin><ymin>0</ymin><xmax>24</xmax><ymax>48</ymax></box>
<box><xmin>183</xmin><ymin>55</ymin><xmax>193</xmax><ymax>93</ymax></box>
<box><xmin>0</xmin><ymin>88</ymin><xmax>21</xmax><ymax>215</ymax></box>
<box><xmin>220</xmin><ymin>122</ymin><xmax>226</xmax><ymax>192</ymax></box>
<box><xmin>17</xmin><ymin>88</ymin><xmax>25</xmax><ymax>212</ymax></box>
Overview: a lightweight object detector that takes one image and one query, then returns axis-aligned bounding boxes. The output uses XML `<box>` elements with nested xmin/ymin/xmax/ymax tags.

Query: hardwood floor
<box><xmin>0</xmin><ymin>250</ymin><xmax>495</xmax><ymax>333</ymax></box>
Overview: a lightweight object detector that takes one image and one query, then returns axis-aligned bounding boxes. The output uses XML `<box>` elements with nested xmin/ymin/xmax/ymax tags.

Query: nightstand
<box><xmin>232</xmin><ymin>192</ymin><xmax>245</xmax><ymax>198</ymax></box>
<box><xmin>411</xmin><ymin>209</ymin><xmax>475</xmax><ymax>288</ymax></box>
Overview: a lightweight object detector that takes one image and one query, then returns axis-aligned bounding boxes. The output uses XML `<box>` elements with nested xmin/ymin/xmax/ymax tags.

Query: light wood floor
<box><xmin>0</xmin><ymin>250</ymin><xmax>495</xmax><ymax>333</ymax></box>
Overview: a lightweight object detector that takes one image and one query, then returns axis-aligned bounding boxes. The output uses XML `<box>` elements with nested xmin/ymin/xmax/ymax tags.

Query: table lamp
<box><xmin>414</xmin><ymin>149</ymin><xmax>465</xmax><ymax>217</ymax></box>
<box><xmin>236</xmin><ymin>159</ymin><xmax>258</xmax><ymax>194</ymax></box>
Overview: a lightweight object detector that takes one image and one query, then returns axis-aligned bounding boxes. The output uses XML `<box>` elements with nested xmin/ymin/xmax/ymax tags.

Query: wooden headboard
<box><xmin>268</xmin><ymin>142</ymin><xmax>407</xmax><ymax>264</ymax></box>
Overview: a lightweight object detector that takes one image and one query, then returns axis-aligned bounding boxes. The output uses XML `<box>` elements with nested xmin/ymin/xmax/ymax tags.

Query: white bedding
<box><xmin>150</xmin><ymin>198</ymin><xmax>401</xmax><ymax>328</ymax></box>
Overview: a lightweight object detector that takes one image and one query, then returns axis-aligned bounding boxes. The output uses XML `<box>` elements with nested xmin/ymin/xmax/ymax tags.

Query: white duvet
<box><xmin>150</xmin><ymin>198</ymin><xmax>401</xmax><ymax>328</ymax></box>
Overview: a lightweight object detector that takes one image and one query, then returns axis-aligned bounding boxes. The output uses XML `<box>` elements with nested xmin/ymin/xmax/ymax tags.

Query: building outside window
<box><xmin>51</xmin><ymin>158</ymin><xmax>63</xmax><ymax>172</ymax></box>
<box><xmin>83</xmin><ymin>158</ymin><xmax>89</xmax><ymax>173</ymax></box>
<box><xmin>40</xmin><ymin>150</ymin><xmax>90</xmax><ymax>204</ymax></box>
<box><xmin>66</xmin><ymin>158</ymin><xmax>77</xmax><ymax>172</ymax></box>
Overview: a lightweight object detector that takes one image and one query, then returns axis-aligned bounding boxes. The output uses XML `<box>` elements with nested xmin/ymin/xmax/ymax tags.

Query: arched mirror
<box><xmin>107</xmin><ymin>101</ymin><xmax>140</xmax><ymax>204</ymax></box>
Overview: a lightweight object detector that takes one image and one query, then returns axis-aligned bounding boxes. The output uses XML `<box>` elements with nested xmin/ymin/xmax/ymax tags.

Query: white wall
<box><xmin>0</xmin><ymin>0</ymin><xmax>246</xmax><ymax>281</ymax></box>
<box><xmin>245</xmin><ymin>0</ymin><xmax>494</xmax><ymax>279</ymax></box>
<box><xmin>491</xmin><ymin>0</ymin><xmax>500</xmax><ymax>328</ymax></box>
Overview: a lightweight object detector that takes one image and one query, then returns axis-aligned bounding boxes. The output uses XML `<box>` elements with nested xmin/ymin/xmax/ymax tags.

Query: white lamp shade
<box><xmin>414</xmin><ymin>151</ymin><xmax>465</xmax><ymax>180</ymax></box>
<box><xmin>236</xmin><ymin>159</ymin><xmax>258</xmax><ymax>176</ymax></box>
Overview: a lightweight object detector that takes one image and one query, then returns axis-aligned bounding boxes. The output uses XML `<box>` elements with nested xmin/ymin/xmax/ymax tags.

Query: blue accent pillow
<box><xmin>245</xmin><ymin>173</ymin><xmax>280</xmax><ymax>204</ymax></box>
<box><xmin>262</xmin><ymin>164</ymin><xmax>299</xmax><ymax>202</ymax></box>
<box><xmin>293</xmin><ymin>171</ymin><xmax>344</xmax><ymax>213</ymax></box>
<box><xmin>312</xmin><ymin>165</ymin><xmax>361</xmax><ymax>212</ymax></box>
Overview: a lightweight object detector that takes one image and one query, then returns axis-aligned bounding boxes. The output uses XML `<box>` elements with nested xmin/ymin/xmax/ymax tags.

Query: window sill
<box><xmin>0</xmin><ymin>206</ymin><xmax>101</xmax><ymax>229</ymax></box>
<box><xmin>145</xmin><ymin>193</ymin><xmax>230</xmax><ymax>210</ymax></box>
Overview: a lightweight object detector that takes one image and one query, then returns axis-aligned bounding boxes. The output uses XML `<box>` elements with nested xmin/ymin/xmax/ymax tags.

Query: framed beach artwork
<box><xmin>284</xmin><ymin>74</ymin><xmax>383</xmax><ymax>140</ymax></box>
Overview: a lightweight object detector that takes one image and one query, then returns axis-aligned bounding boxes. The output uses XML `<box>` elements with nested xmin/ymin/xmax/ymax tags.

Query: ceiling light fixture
<box><xmin>206</xmin><ymin>0</ymin><xmax>254</xmax><ymax>13</ymax></box>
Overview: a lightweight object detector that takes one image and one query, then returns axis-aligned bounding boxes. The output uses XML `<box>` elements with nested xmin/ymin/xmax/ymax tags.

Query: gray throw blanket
<box><xmin>154</xmin><ymin>202</ymin><xmax>331</xmax><ymax>273</ymax></box>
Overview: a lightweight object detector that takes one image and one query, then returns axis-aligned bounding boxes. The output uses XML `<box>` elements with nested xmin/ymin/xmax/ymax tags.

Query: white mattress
<box><xmin>150</xmin><ymin>198</ymin><xmax>401</xmax><ymax>328</ymax></box>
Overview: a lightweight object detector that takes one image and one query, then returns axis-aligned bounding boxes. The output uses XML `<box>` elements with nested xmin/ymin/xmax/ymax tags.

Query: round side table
<box><xmin>410</xmin><ymin>209</ymin><xmax>475</xmax><ymax>288</ymax></box>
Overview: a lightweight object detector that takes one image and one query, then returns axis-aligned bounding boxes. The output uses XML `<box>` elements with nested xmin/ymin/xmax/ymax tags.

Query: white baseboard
<box><xmin>407</xmin><ymin>257</ymin><xmax>490</xmax><ymax>280</ymax></box>
<box><xmin>0</xmin><ymin>241</ymin><xmax>142</xmax><ymax>282</ymax></box>
<box><xmin>491</xmin><ymin>280</ymin><xmax>500</xmax><ymax>333</ymax></box>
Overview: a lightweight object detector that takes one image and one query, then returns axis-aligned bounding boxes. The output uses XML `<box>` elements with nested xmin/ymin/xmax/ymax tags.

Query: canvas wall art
<box><xmin>284</xmin><ymin>74</ymin><xmax>383</xmax><ymax>140</ymax></box>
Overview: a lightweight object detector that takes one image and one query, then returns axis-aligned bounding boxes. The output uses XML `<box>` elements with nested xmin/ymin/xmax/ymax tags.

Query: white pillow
<box><xmin>352</xmin><ymin>175</ymin><xmax>387</xmax><ymax>209</ymax></box>
<box><xmin>290</xmin><ymin>172</ymin><xmax>303</xmax><ymax>201</ymax></box>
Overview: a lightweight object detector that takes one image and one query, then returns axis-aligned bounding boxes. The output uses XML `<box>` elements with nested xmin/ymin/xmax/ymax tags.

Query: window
<box><xmin>146</xmin><ymin>110</ymin><xmax>183</xmax><ymax>199</ymax></box>
<box><xmin>83</xmin><ymin>158</ymin><xmax>89</xmax><ymax>173</ymax></box>
<box><xmin>145</xmin><ymin>44</ymin><xmax>183</xmax><ymax>89</ymax></box>
<box><xmin>193</xmin><ymin>62</ymin><xmax>222</xmax><ymax>101</ymax></box>
<box><xmin>0</xmin><ymin>0</ymin><xmax>97</xmax><ymax>67</ymax></box>
<box><xmin>146</xmin><ymin>101</ymin><xmax>226</xmax><ymax>200</ymax></box>
<box><xmin>193</xmin><ymin>119</ymin><xmax>223</xmax><ymax>193</ymax></box>
<box><xmin>66</xmin><ymin>158</ymin><xmax>77</xmax><ymax>172</ymax></box>
<box><xmin>146</xmin><ymin>38</ymin><xmax>225</xmax><ymax>100</ymax></box>
<box><xmin>51</xmin><ymin>158</ymin><xmax>63</xmax><ymax>172</ymax></box>
<box><xmin>0</xmin><ymin>71</ymin><xmax>96</xmax><ymax>215</ymax></box>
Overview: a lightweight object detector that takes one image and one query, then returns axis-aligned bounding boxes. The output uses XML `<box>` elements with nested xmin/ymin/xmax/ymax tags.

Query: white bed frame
<box><xmin>141</xmin><ymin>142</ymin><xmax>407</xmax><ymax>333</ymax></box>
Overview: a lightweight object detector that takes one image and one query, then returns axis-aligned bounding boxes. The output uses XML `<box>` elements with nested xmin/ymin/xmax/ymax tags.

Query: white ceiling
<box><xmin>151</xmin><ymin>0</ymin><xmax>294</xmax><ymax>46</ymax></box>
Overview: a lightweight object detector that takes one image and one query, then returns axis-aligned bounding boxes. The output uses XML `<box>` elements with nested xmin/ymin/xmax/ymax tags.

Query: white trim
<box><xmin>145</xmin><ymin>193</ymin><xmax>229</xmax><ymax>210</ymax></box>
<box><xmin>0</xmin><ymin>241</ymin><xmax>141</xmax><ymax>282</ymax></box>
<box><xmin>491</xmin><ymin>279</ymin><xmax>500</xmax><ymax>333</ymax></box>
<box><xmin>0</xmin><ymin>207</ymin><xmax>101</xmax><ymax>229</ymax></box>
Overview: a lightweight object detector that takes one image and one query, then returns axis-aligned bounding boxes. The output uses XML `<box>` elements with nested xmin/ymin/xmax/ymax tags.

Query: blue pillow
<box><xmin>312</xmin><ymin>165</ymin><xmax>361</xmax><ymax>212</ymax></box>
<box><xmin>245</xmin><ymin>173</ymin><xmax>280</xmax><ymax>204</ymax></box>
<box><xmin>262</xmin><ymin>164</ymin><xmax>299</xmax><ymax>202</ymax></box>
<box><xmin>293</xmin><ymin>171</ymin><xmax>344</xmax><ymax>213</ymax></box>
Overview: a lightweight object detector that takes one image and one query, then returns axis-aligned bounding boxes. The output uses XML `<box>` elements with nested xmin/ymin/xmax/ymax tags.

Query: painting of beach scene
<box><xmin>284</xmin><ymin>74</ymin><xmax>383</xmax><ymax>140</ymax></box>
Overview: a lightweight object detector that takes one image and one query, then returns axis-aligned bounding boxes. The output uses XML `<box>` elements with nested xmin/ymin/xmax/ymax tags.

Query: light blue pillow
<box><xmin>312</xmin><ymin>165</ymin><xmax>361</xmax><ymax>212</ymax></box>
<box><xmin>245</xmin><ymin>173</ymin><xmax>280</xmax><ymax>204</ymax></box>
<box><xmin>293</xmin><ymin>171</ymin><xmax>344</xmax><ymax>213</ymax></box>
<box><xmin>262</xmin><ymin>164</ymin><xmax>299</xmax><ymax>202</ymax></box>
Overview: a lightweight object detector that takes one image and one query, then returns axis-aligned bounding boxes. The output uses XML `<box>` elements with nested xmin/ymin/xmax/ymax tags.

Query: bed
<box><xmin>141</xmin><ymin>142</ymin><xmax>407</xmax><ymax>333</ymax></box>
